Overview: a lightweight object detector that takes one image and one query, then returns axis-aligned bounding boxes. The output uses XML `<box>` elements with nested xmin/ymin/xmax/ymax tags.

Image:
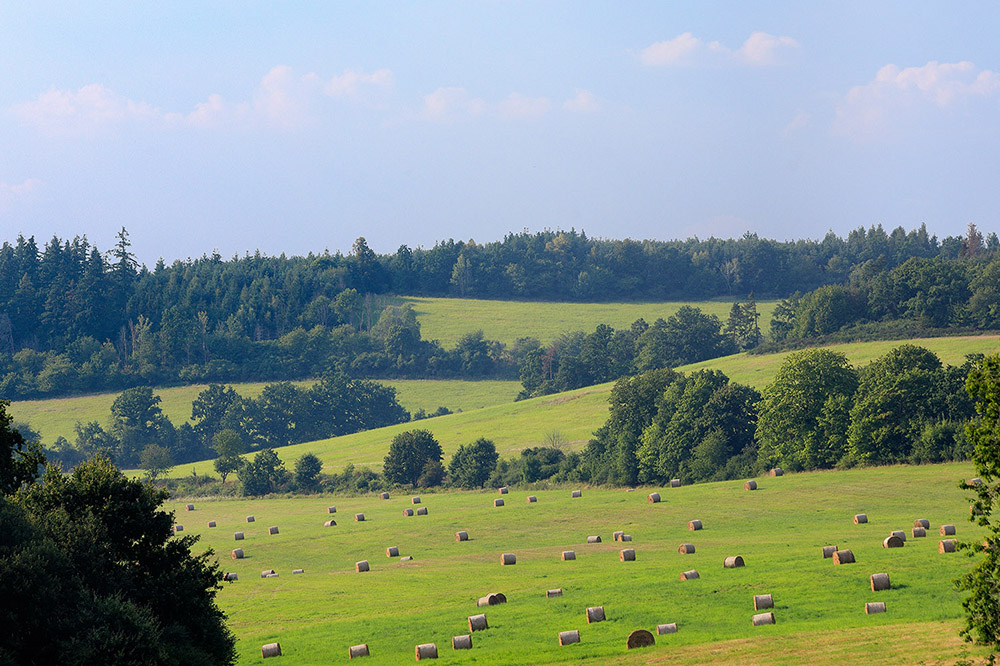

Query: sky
<box><xmin>1</xmin><ymin>1</ymin><xmax>999</xmax><ymax>265</ymax></box>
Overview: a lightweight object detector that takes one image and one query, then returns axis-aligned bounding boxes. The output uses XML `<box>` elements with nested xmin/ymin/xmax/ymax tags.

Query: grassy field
<box><xmin>166</xmin><ymin>461</ymin><xmax>988</xmax><ymax>665</ymax></box>
<box><xmin>395</xmin><ymin>296</ymin><xmax>778</xmax><ymax>347</ymax></box>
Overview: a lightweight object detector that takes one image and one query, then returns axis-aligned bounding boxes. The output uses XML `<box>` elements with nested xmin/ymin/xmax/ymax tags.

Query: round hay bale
<box><xmin>403</xmin><ymin>508</ymin><xmax>415</xmax><ymax>516</ymax></box>
<box><xmin>754</xmin><ymin>594</ymin><xmax>773</xmax><ymax>610</ymax></box>
<box><xmin>912</xmin><ymin>526</ymin><xmax>926</xmax><ymax>538</ymax></box>
<box><xmin>689</xmin><ymin>520</ymin><xmax>703</xmax><ymax>531</ymax></box>
<box><xmin>411</xmin><ymin>496</ymin><xmax>421</xmax><ymax>504</ymax></box>
<box><xmin>969</xmin><ymin>477</ymin><xmax>983</xmax><ymax>486</ymax></box>
<box><xmin>770</xmin><ymin>467</ymin><xmax>783</xmax><ymax>477</ymax></box>
<box><xmin>678</xmin><ymin>543</ymin><xmax>695</xmax><ymax>554</ymax></box>
<box><xmin>586</xmin><ymin>606</ymin><xmax>605</xmax><ymax>623</ymax></box>
<box><xmin>821</xmin><ymin>545</ymin><xmax>837</xmax><ymax>558</ymax></box>
<box><xmin>546</xmin><ymin>588</ymin><xmax>563</xmax><ymax>598</ymax></box>
<box><xmin>231</xmin><ymin>548</ymin><xmax>244</xmax><ymax>559</ymax></box>
<box><xmin>613</xmin><ymin>530</ymin><xmax>625</xmax><ymax>541</ymax></box>
<box><xmin>355</xmin><ymin>513</ymin><xmax>365</xmax><ymax>522</ymax></box>
<box><xmin>752</xmin><ymin>612</ymin><xmax>775</xmax><ymax>626</ymax></box>
<box><xmin>455</xmin><ymin>530</ymin><xmax>469</xmax><ymax>541</ymax></box>
<box><xmin>527</xmin><ymin>495</ymin><xmax>537</xmax><ymax>503</ymax></box>
<box><xmin>853</xmin><ymin>513</ymin><xmax>867</xmax><ymax>524</ymax></box>
<box><xmin>670</xmin><ymin>478</ymin><xmax>681</xmax><ymax>488</ymax></box>
<box><xmin>261</xmin><ymin>642</ymin><xmax>281</xmax><ymax>658</ymax></box>
<box><xmin>268</xmin><ymin>526</ymin><xmax>279</xmax><ymax>535</ymax></box>
<box><xmin>914</xmin><ymin>518</ymin><xmax>929</xmax><ymax>529</ymax></box>
<box><xmin>265</xmin><ymin>573</ymin><xmax>279</xmax><ymax>578</ymax></box>
<box><xmin>558</xmin><ymin>630</ymin><xmax>580</xmax><ymax>646</ymax></box>
<box><xmin>972</xmin><ymin>504</ymin><xmax>984</xmax><ymax>516</ymax></box>
<box><xmin>940</xmin><ymin>539</ymin><xmax>957</xmax><ymax>553</ymax></box>
<box><xmin>870</xmin><ymin>573</ymin><xmax>890</xmax><ymax>591</ymax></box>
<box><xmin>647</xmin><ymin>492</ymin><xmax>661</xmax><ymax>503</ymax></box>
<box><xmin>452</xmin><ymin>635</ymin><xmax>472</xmax><ymax>650</ymax></box>
<box><xmin>355</xmin><ymin>560</ymin><xmax>370</xmax><ymax>572</ymax></box>
<box><xmin>468</xmin><ymin>613</ymin><xmax>488</xmax><ymax>632</ymax></box>
<box><xmin>626</xmin><ymin>629</ymin><xmax>655</xmax><ymax>649</ymax></box>
<box><xmin>500</xmin><ymin>552</ymin><xmax>516</xmax><ymax>565</ymax></box>
<box><xmin>324</xmin><ymin>519</ymin><xmax>337</xmax><ymax>527</ymax></box>
<box><xmin>185</xmin><ymin>504</ymin><xmax>195</xmax><ymax>511</ymax></box>
<box><xmin>477</xmin><ymin>593</ymin><xmax>502</xmax><ymax>606</ymax></box>
<box><xmin>224</xmin><ymin>572</ymin><xmax>238</xmax><ymax>581</ymax></box>
<box><xmin>587</xmin><ymin>535</ymin><xmax>602</xmax><ymax>543</ymax></box>
<box><xmin>260</xmin><ymin>569</ymin><xmax>275</xmax><ymax>578</ymax></box>
<box><xmin>620</xmin><ymin>548</ymin><xmax>636</xmax><ymax>561</ymax></box>
<box><xmin>882</xmin><ymin>535</ymin><xmax>904</xmax><ymax>548</ymax></box>
<box><xmin>621</xmin><ymin>534</ymin><xmax>633</xmax><ymax>542</ymax></box>
<box><xmin>680</xmin><ymin>569</ymin><xmax>699</xmax><ymax>580</ymax></box>
<box><xmin>246</xmin><ymin>515</ymin><xmax>255</xmax><ymax>523</ymax></box>
<box><xmin>724</xmin><ymin>555</ymin><xmax>745</xmax><ymax>568</ymax></box>
<box><xmin>493</xmin><ymin>592</ymin><xmax>507</xmax><ymax>603</ymax></box>
<box><xmin>561</xmin><ymin>550</ymin><xmax>576</xmax><ymax>561</ymax></box>
<box><xmin>494</xmin><ymin>498</ymin><xmax>505</xmax><ymax>507</ymax></box>
<box><xmin>292</xmin><ymin>569</ymin><xmax>304</xmax><ymax>574</ymax></box>
<box><xmin>416</xmin><ymin>507</ymin><xmax>428</xmax><ymax>516</ymax></box>
<box><xmin>865</xmin><ymin>602</ymin><xmax>886</xmax><ymax>614</ymax></box>
<box><xmin>571</xmin><ymin>490</ymin><xmax>583</xmax><ymax>498</ymax></box>
<box><xmin>744</xmin><ymin>480</ymin><xmax>757</xmax><ymax>491</ymax></box>
<box><xmin>656</xmin><ymin>622</ymin><xmax>677</xmax><ymax>634</ymax></box>
<box><xmin>400</xmin><ymin>556</ymin><xmax>413</xmax><ymax>561</ymax></box>
<box><xmin>207</xmin><ymin>521</ymin><xmax>217</xmax><ymax>528</ymax></box>
<box><xmin>174</xmin><ymin>525</ymin><xmax>184</xmax><ymax>532</ymax></box>
<box><xmin>833</xmin><ymin>549</ymin><xmax>855</xmax><ymax>564</ymax></box>
<box><xmin>498</xmin><ymin>487</ymin><xmax>508</xmax><ymax>494</ymax></box>
<box><xmin>235</xmin><ymin>532</ymin><xmax>245</xmax><ymax>541</ymax></box>
<box><xmin>379</xmin><ymin>492</ymin><xmax>389</xmax><ymax>500</ymax></box>
<box><xmin>328</xmin><ymin>506</ymin><xmax>337</xmax><ymax>513</ymax></box>
<box><xmin>940</xmin><ymin>524</ymin><xmax>956</xmax><ymax>536</ymax></box>
<box><xmin>626</xmin><ymin>488</ymin><xmax>635</xmax><ymax>492</ymax></box>
<box><xmin>386</xmin><ymin>546</ymin><xmax>399</xmax><ymax>557</ymax></box>
<box><xmin>349</xmin><ymin>643</ymin><xmax>370</xmax><ymax>658</ymax></box>
<box><xmin>415</xmin><ymin>643</ymin><xmax>438</xmax><ymax>660</ymax></box>
<box><xmin>890</xmin><ymin>530</ymin><xmax>906</xmax><ymax>542</ymax></box>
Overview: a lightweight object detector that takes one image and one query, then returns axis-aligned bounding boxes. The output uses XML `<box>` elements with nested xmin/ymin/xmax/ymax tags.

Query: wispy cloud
<box><xmin>422</xmin><ymin>87</ymin><xmax>488</xmax><ymax>120</ymax></box>
<box><xmin>639</xmin><ymin>31</ymin><xmax>799</xmax><ymax>67</ymax></box>
<box><xmin>11</xmin><ymin>84</ymin><xmax>162</xmax><ymax>135</ymax></box>
<box><xmin>422</xmin><ymin>88</ymin><xmax>598</xmax><ymax>121</ymax></box>
<box><xmin>562</xmin><ymin>89</ymin><xmax>599</xmax><ymax>113</ymax></box>
<box><xmin>0</xmin><ymin>178</ymin><xmax>43</xmax><ymax>212</ymax></box>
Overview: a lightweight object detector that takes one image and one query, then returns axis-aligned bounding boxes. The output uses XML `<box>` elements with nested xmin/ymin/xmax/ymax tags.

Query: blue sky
<box><xmin>2</xmin><ymin>2</ymin><xmax>999</xmax><ymax>264</ymax></box>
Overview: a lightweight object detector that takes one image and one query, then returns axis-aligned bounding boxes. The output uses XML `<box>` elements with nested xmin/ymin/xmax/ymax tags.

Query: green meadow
<box><xmin>169</xmin><ymin>461</ymin><xmax>988</xmax><ymax>665</ymax></box>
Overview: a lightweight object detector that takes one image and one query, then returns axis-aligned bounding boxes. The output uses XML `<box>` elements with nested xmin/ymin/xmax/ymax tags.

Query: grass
<box><xmin>166</xmin><ymin>461</ymin><xmax>990</xmax><ymax>665</ymax></box>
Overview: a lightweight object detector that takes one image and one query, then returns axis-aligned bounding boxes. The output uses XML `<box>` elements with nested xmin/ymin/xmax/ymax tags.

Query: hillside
<box><xmin>167</xmin><ymin>461</ymin><xmax>987</xmax><ymax>665</ymax></box>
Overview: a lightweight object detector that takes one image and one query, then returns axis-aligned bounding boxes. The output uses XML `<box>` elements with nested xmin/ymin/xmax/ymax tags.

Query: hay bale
<box><xmin>235</xmin><ymin>532</ymin><xmax>244</xmax><ymax>541</ymax></box>
<box><xmin>969</xmin><ymin>477</ymin><xmax>983</xmax><ymax>486</ymax></box>
<box><xmin>499</xmin><ymin>487</ymin><xmax>508</xmax><ymax>495</ymax></box>
<box><xmin>890</xmin><ymin>530</ymin><xmax>906</xmax><ymax>542</ymax></box>
<box><xmin>260</xmin><ymin>569</ymin><xmax>275</xmax><ymax>578</ymax></box>
<box><xmin>403</xmin><ymin>508</ymin><xmax>415</xmax><ymax>516</ymax></box>
<box><xmin>940</xmin><ymin>539</ymin><xmax>957</xmax><ymax>553</ymax></box>
<box><xmin>416</xmin><ymin>507</ymin><xmax>428</xmax><ymax>516</ymax></box>
<box><xmin>355</xmin><ymin>560</ymin><xmax>370</xmax><ymax>572</ymax></box>
<box><xmin>621</xmin><ymin>534</ymin><xmax>632</xmax><ymax>542</ymax></box>
<box><xmin>647</xmin><ymin>492</ymin><xmax>661</xmax><ymax>503</ymax></box>
<box><xmin>261</xmin><ymin>642</ymin><xmax>281</xmax><ymax>658</ymax></box>
<box><xmin>912</xmin><ymin>526</ymin><xmax>926</xmax><ymax>538</ymax></box>
<box><xmin>689</xmin><ymin>520</ymin><xmax>703</xmax><ymax>531</ymax></box>
<box><xmin>501</xmin><ymin>553</ymin><xmax>516</xmax><ymax>565</ymax></box>
<box><xmin>265</xmin><ymin>573</ymin><xmax>279</xmax><ymax>578</ymax></box>
<box><xmin>546</xmin><ymin>588</ymin><xmax>563</xmax><ymax>598</ymax></box>
<box><xmin>882</xmin><ymin>535</ymin><xmax>904</xmax><ymax>548</ymax></box>
<box><xmin>478</xmin><ymin>594</ymin><xmax>503</xmax><ymax>606</ymax></box>
<box><xmin>527</xmin><ymin>495</ymin><xmax>537</xmax><ymax>503</ymax></box>
<box><xmin>670</xmin><ymin>478</ymin><xmax>681</xmax><ymax>488</ymax></box>
<box><xmin>656</xmin><ymin>622</ymin><xmax>677</xmax><ymax>634</ymax></box>
<box><xmin>620</xmin><ymin>548</ymin><xmax>636</xmax><ymax>561</ymax></box>
<box><xmin>744</xmin><ymin>480</ymin><xmax>757</xmax><ymax>490</ymax></box>
<box><xmin>626</xmin><ymin>629</ymin><xmax>655</xmax><ymax>649</ymax></box>
<box><xmin>456</xmin><ymin>530</ymin><xmax>469</xmax><ymax>541</ymax></box>
<box><xmin>586</xmin><ymin>606</ymin><xmax>605</xmax><ymax>623</ymax></box>
<box><xmin>414</xmin><ymin>643</ymin><xmax>438</xmax><ymax>660</ymax></box>
<box><xmin>769</xmin><ymin>467</ymin><xmax>783</xmax><ymax>477</ymax></box>
<box><xmin>292</xmin><ymin>569</ymin><xmax>304</xmax><ymax>574</ymax></box>
<box><xmin>247</xmin><ymin>515</ymin><xmax>255</xmax><ymax>523</ymax></box>
<box><xmin>494</xmin><ymin>499</ymin><xmax>505</xmax><ymax>507</ymax></box>
<box><xmin>379</xmin><ymin>492</ymin><xmax>389</xmax><ymax>500</ymax></box>
<box><xmin>587</xmin><ymin>535</ymin><xmax>602</xmax><ymax>543</ymax></box>
<box><xmin>680</xmin><ymin>569</ymin><xmax>699</xmax><ymax>580</ymax></box>
<box><xmin>914</xmin><ymin>518</ymin><xmax>929</xmax><ymax>529</ymax></box>
<box><xmin>185</xmin><ymin>504</ymin><xmax>195</xmax><ymax>511</ymax></box>
<box><xmin>854</xmin><ymin>513</ymin><xmax>867</xmax><ymax>524</ymax></box>
<box><xmin>451</xmin><ymin>635</ymin><xmax>472</xmax><ymax>650</ymax></box>
<box><xmin>174</xmin><ymin>525</ymin><xmax>184</xmax><ymax>532</ymax></box>
<box><xmin>833</xmin><ymin>549</ymin><xmax>855</xmax><ymax>564</ymax></box>
<box><xmin>224</xmin><ymin>572</ymin><xmax>238</xmax><ymax>581</ymax></box>
<box><xmin>411</xmin><ymin>496</ymin><xmax>421</xmax><ymax>504</ymax></box>
<box><xmin>940</xmin><ymin>524</ymin><xmax>956</xmax><ymax>536</ymax></box>
<box><xmin>269</xmin><ymin>526</ymin><xmax>279</xmax><ymax>535</ymax></box>
<box><xmin>561</xmin><ymin>550</ymin><xmax>576</xmax><ymax>561</ymax></box>
<box><xmin>752</xmin><ymin>612</ymin><xmax>775</xmax><ymax>626</ymax></box>
<box><xmin>724</xmin><ymin>555</ymin><xmax>745</xmax><ymax>568</ymax></box>
<box><xmin>870</xmin><ymin>573</ymin><xmax>890</xmax><ymax>591</ymax></box>
<box><xmin>558</xmin><ymin>630</ymin><xmax>580</xmax><ymax>646</ymax></box>
<box><xmin>349</xmin><ymin>644</ymin><xmax>370</xmax><ymax>658</ymax></box>
<box><xmin>972</xmin><ymin>504</ymin><xmax>984</xmax><ymax>516</ymax></box>
<box><xmin>821</xmin><ymin>545</ymin><xmax>837</xmax><ymax>558</ymax></box>
<box><xmin>754</xmin><ymin>594</ymin><xmax>773</xmax><ymax>610</ymax></box>
<box><xmin>400</xmin><ymin>556</ymin><xmax>413</xmax><ymax>561</ymax></box>
<box><xmin>355</xmin><ymin>513</ymin><xmax>365</xmax><ymax>522</ymax></box>
<box><xmin>571</xmin><ymin>490</ymin><xmax>582</xmax><ymax>498</ymax></box>
<box><xmin>324</xmin><ymin>519</ymin><xmax>337</xmax><ymax>527</ymax></box>
<box><xmin>207</xmin><ymin>521</ymin><xmax>217</xmax><ymax>528</ymax></box>
<box><xmin>678</xmin><ymin>543</ymin><xmax>695</xmax><ymax>554</ymax></box>
<box><xmin>865</xmin><ymin>602</ymin><xmax>886</xmax><ymax>614</ymax></box>
<box><xmin>613</xmin><ymin>530</ymin><xmax>625</xmax><ymax>541</ymax></box>
<box><xmin>468</xmin><ymin>613</ymin><xmax>488</xmax><ymax>632</ymax></box>
<box><xmin>328</xmin><ymin>506</ymin><xmax>338</xmax><ymax>513</ymax></box>
<box><xmin>231</xmin><ymin>548</ymin><xmax>244</xmax><ymax>559</ymax></box>
<box><xmin>386</xmin><ymin>546</ymin><xmax>399</xmax><ymax>557</ymax></box>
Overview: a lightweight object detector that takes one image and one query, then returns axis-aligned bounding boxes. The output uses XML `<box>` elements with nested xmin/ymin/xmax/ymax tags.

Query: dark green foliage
<box><xmin>110</xmin><ymin>386</ymin><xmax>175</xmax><ymax>467</ymax></box>
<box><xmin>237</xmin><ymin>448</ymin><xmax>288</xmax><ymax>496</ymax></box>
<box><xmin>0</xmin><ymin>400</ymin><xmax>45</xmax><ymax>494</ymax></box>
<box><xmin>294</xmin><ymin>452</ymin><xmax>323</xmax><ymax>490</ymax></box>
<box><xmin>383</xmin><ymin>430</ymin><xmax>443</xmax><ymax>488</ymax></box>
<box><xmin>448</xmin><ymin>438</ymin><xmax>499</xmax><ymax>489</ymax></box>
<box><xmin>416</xmin><ymin>459</ymin><xmax>446</xmax><ymax>488</ymax></box>
<box><xmin>139</xmin><ymin>444</ymin><xmax>173</xmax><ymax>481</ymax></box>
<box><xmin>211</xmin><ymin>429</ymin><xmax>245</xmax><ymax>484</ymax></box>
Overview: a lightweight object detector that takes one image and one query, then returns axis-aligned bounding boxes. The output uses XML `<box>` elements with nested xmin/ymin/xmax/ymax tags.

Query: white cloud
<box><xmin>639</xmin><ymin>31</ymin><xmax>798</xmax><ymax>67</ymax></box>
<box><xmin>562</xmin><ymin>89</ymin><xmax>599</xmax><ymax>113</ymax></box>
<box><xmin>782</xmin><ymin>109</ymin><xmax>810</xmax><ymax>135</ymax></box>
<box><xmin>422</xmin><ymin>87</ymin><xmax>488</xmax><ymax>120</ymax></box>
<box><xmin>499</xmin><ymin>93</ymin><xmax>552</xmax><ymax>118</ymax></box>
<box><xmin>324</xmin><ymin>69</ymin><xmax>393</xmax><ymax>98</ymax></box>
<box><xmin>0</xmin><ymin>178</ymin><xmax>42</xmax><ymax>212</ymax></box>
<box><xmin>834</xmin><ymin>60</ymin><xmax>1000</xmax><ymax>141</ymax></box>
<box><xmin>11</xmin><ymin>84</ymin><xmax>161</xmax><ymax>135</ymax></box>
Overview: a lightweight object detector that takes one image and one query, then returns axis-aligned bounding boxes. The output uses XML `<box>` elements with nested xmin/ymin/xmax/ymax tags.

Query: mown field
<box><xmin>168</xmin><ymin>462</ymin><xmax>988</xmax><ymax>665</ymax></box>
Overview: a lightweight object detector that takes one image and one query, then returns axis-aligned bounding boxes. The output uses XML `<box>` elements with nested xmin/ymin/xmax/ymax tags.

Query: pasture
<box><xmin>171</xmin><ymin>461</ymin><xmax>987</xmax><ymax>665</ymax></box>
